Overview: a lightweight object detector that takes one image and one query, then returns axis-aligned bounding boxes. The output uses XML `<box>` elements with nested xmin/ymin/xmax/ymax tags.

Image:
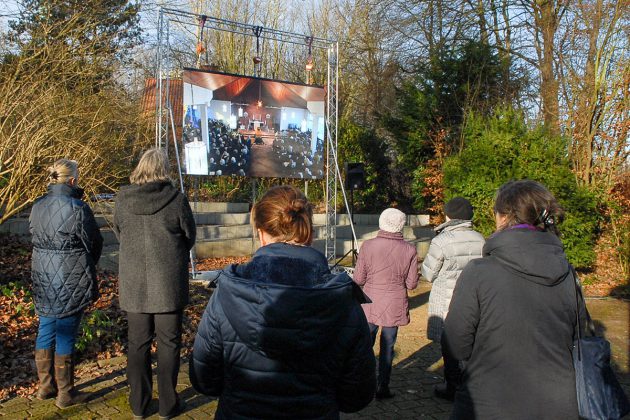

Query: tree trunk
<box><xmin>533</xmin><ymin>0</ymin><xmax>560</xmax><ymax>136</ymax></box>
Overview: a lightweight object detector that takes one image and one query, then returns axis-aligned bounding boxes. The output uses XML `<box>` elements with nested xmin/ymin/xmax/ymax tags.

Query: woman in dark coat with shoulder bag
<box><xmin>189</xmin><ymin>185</ymin><xmax>376</xmax><ymax>419</ymax></box>
<box><xmin>114</xmin><ymin>148</ymin><xmax>196</xmax><ymax>420</ymax></box>
<box><xmin>30</xmin><ymin>159</ymin><xmax>103</xmax><ymax>409</ymax></box>
<box><xmin>443</xmin><ymin>180</ymin><xmax>584</xmax><ymax>420</ymax></box>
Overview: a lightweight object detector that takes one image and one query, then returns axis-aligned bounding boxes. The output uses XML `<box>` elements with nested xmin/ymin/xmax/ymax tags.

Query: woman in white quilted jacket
<box><xmin>421</xmin><ymin>197</ymin><xmax>485</xmax><ymax>400</ymax></box>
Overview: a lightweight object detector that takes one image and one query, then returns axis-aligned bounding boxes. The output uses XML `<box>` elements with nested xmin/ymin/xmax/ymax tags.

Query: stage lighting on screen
<box><xmin>182</xmin><ymin>68</ymin><xmax>326</xmax><ymax>179</ymax></box>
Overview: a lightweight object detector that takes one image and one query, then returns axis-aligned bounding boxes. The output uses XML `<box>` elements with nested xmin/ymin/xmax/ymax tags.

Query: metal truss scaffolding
<box><xmin>155</xmin><ymin>7</ymin><xmax>344</xmax><ymax>262</ymax></box>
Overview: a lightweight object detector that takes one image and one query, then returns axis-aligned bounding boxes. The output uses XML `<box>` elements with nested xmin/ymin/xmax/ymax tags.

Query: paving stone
<box><xmin>95</xmin><ymin>406</ymin><xmax>121</xmax><ymax>416</ymax></box>
<box><xmin>2</xmin><ymin>402</ymin><xmax>30</xmax><ymax>414</ymax></box>
<box><xmin>2</xmin><ymin>409</ymin><xmax>31</xmax><ymax>419</ymax></box>
<box><xmin>97</xmin><ymin>356</ymin><xmax>127</xmax><ymax>368</ymax></box>
<box><xmin>2</xmin><ymin>397</ymin><xmax>31</xmax><ymax>407</ymax></box>
<box><xmin>27</xmin><ymin>400</ymin><xmax>57</xmax><ymax>416</ymax></box>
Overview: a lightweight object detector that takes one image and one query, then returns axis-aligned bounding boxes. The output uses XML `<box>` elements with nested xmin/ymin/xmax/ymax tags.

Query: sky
<box><xmin>0</xmin><ymin>1</ymin><xmax>20</xmax><ymax>31</ymax></box>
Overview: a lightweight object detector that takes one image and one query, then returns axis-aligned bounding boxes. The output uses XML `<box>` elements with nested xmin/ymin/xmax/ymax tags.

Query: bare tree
<box><xmin>559</xmin><ymin>0</ymin><xmax>629</xmax><ymax>187</ymax></box>
<box><xmin>0</xmin><ymin>16</ymin><xmax>151</xmax><ymax>224</ymax></box>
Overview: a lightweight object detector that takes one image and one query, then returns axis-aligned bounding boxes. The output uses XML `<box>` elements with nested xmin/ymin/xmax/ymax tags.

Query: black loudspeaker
<box><xmin>345</xmin><ymin>162</ymin><xmax>365</xmax><ymax>190</ymax></box>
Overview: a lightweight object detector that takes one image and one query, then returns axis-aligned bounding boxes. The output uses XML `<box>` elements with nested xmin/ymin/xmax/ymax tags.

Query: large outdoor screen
<box><xmin>182</xmin><ymin>68</ymin><xmax>326</xmax><ymax>179</ymax></box>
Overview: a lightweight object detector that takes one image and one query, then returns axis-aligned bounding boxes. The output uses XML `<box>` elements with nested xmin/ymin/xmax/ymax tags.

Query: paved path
<box><xmin>1</xmin><ymin>282</ymin><xmax>628</xmax><ymax>419</ymax></box>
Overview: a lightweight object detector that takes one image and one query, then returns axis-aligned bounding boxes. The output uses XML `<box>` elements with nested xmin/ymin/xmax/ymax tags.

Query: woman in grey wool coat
<box><xmin>421</xmin><ymin>197</ymin><xmax>484</xmax><ymax>400</ymax></box>
<box><xmin>114</xmin><ymin>148</ymin><xmax>196</xmax><ymax>420</ymax></box>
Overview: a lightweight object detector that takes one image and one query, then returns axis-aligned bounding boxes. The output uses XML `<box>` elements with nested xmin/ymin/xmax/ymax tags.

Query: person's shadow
<box><xmin>342</xmin><ymin>339</ymin><xmax>452</xmax><ymax>419</ymax></box>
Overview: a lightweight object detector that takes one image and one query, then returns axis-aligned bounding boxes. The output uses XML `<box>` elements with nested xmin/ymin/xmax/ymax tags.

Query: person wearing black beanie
<box><xmin>421</xmin><ymin>196</ymin><xmax>485</xmax><ymax>400</ymax></box>
<box><xmin>444</xmin><ymin>197</ymin><xmax>474</xmax><ymax>221</ymax></box>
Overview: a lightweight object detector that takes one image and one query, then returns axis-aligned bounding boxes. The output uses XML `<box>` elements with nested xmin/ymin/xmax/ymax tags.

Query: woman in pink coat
<box><xmin>353</xmin><ymin>208</ymin><xmax>418</xmax><ymax>399</ymax></box>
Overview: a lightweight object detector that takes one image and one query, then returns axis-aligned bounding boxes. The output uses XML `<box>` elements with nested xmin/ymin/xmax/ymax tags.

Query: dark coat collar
<box><xmin>47</xmin><ymin>183</ymin><xmax>84</xmax><ymax>199</ymax></box>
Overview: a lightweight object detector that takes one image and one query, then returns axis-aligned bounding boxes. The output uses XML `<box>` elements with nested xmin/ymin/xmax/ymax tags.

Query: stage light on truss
<box><xmin>196</xmin><ymin>42</ymin><xmax>206</xmax><ymax>55</ymax></box>
<box><xmin>305</xmin><ymin>55</ymin><xmax>314</xmax><ymax>71</ymax></box>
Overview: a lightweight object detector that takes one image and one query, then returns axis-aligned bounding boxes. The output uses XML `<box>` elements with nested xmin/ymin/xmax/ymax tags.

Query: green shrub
<box><xmin>76</xmin><ymin>309</ymin><xmax>113</xmax><ymax>354</ymax></box>
<box><xmin>442</xmin><ymin>108</ymin><xmax>599</xmax><ymax>268</ymax></box>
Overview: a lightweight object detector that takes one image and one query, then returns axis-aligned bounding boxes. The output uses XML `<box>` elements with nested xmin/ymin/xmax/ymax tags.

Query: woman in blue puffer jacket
<box><xmin>190</xmin><ymin>185</ymin><xmax>376</xmax><ymax>419</ymax></box>
<box><xmin>29</xmin><ymin>159</ymin><xmax>102</xmax><ymax>409</ymax></box>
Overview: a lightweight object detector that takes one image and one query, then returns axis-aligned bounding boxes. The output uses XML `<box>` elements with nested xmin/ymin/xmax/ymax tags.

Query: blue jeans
<box><xmin>35</xmin><ymin>313</ymin><xmax>83</xmax><ymax>355</ymax></box>
<box><xmin>369</xmin><ymin>323</ymin><xmax>399</xmax><ymax>389</ymax></box>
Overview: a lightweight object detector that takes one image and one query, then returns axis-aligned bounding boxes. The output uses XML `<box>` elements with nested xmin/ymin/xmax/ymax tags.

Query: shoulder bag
<box><xmin>572</xmin><ymin>266</ymin><xmax>630</xmax><ymax>420</ymax></box>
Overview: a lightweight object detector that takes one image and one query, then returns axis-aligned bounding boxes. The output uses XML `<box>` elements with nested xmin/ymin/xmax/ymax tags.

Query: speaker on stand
<box><xmin>344</xmin><ymin>163</ymin><xmax>365</xmax><ymax>265</ymax></box>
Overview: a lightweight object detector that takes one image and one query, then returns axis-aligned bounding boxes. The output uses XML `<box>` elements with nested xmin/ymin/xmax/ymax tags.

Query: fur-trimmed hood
<box><xmin>217</xmin><ymin>243</ymin><xmax>366</xmax><ymax>359</ymax></box>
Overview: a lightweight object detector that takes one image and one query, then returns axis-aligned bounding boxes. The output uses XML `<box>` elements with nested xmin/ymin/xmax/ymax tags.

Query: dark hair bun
<box><xmin>253</xmin><ymin>185</ymin><xmax>314</xmax><ymax>245</ymax></box>
<box><xmin>288</xmin><ymin>199</ymin><xmax>307</xmax><ymax>215</ymax></box>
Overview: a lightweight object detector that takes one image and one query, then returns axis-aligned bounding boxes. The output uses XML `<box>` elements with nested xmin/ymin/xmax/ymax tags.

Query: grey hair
<box><xmin>130</xmin><ymin>148</ymin><xmax>171</xmax><ymax>185</ymax></box>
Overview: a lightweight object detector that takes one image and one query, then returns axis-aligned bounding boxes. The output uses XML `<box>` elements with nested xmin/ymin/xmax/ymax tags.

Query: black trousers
<box><xmin>369</xmin><ymin>323</ymin><xmax>399</xmax><ymax>389</ymax></box>
<box><xmin>127</xmin><ymin>311</ymin><xmax>183</xmax><ymax>417</ymax></box>
<box><xmin>441</xmin><ymin>332</ymin><xmax>462</xmax><ymax>388</ymax></box>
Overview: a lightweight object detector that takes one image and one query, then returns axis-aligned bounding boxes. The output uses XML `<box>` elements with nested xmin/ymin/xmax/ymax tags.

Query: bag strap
<box><xmin>571</xmin><ymin>264</ymin><xmax>596</xmax><ymax>362</ymax></box>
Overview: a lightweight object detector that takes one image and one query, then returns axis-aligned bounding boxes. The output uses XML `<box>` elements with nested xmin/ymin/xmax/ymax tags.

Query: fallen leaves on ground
<box><xmin>194</xmin><ymin>256</ymin><xmax>249</xmax><ymax>271</ymax></box>
<box><xmin>0</xmin><ymin>236</ymin><xmax>248</xmax><ymax>403</ymax></box>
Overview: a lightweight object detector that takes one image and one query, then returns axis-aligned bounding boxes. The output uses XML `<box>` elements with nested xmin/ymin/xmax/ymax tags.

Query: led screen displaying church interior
<box><xmin>182</xmin><ymin>68</ymin><xmax>326</xmax><ymax>179</ymax></box>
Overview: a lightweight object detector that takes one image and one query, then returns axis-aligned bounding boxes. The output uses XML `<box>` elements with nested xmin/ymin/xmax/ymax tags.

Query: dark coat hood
<box><xmin>484</xmin><ymin>228</ymin><xmax>569</xmax><ymax>286</ymax></box>
<box><xmin>218</xmin><ymin>256</ymin><xmax>362</xmax><ymax>359</ymax></box>
<box><xmin>116</xmin><ymin>181</ymin><xmax>179</xmax><ymax>215</ymax></box>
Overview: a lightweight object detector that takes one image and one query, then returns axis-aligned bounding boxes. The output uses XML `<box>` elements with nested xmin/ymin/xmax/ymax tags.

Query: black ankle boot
<box><xmin>433</xmin><ymin>382</ymin><xmax>456</xmax><ymax>401</ymax></box>
<box><xmin>375</xmin><ymin>386</ymin><xmax>395</xmax><ymax>400</ymax></box>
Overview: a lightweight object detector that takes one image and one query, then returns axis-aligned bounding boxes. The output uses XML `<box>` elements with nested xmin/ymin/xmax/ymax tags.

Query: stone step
<box><xmin>97</xmin><ymin>245</ymin><xmax>120</xmax><ymax>272</ymax></box>
<box><xmin>197</xmin><ymin>224</ymin><xmax>254</xmax><ymax>241</ymax></box>
<box><xmin>0</xmin><ymin>217</ymin><xmax>30</xmax><ymax>236</ymax></box>
<box><xmin>93</xmin><ymin>234</ymin><xmax>433</xmax><ymax>272</ymax></box>
<box><xmin>193</xmin><ymin>213</ymin><xmax>430</xmax><ymax>227</ymax></box>
<box><xmin>312</xmin><ymin>213</ymin><xmax>430</xmax><ymax>226</ymax></box>
<box><xmin>195</xmin><ymin>238</ymin><xmax>257</xmax><ymax>258</ymax></box>
<box><xmin>95</xmin><ymin>215</ymin><xmax>114</xmax><ymax>228</ymax></box>
<box><xmin>333</xmin><ymin>225</ymin><xmax>434</xmax><ymax>241</ymax></box>
<box><xmin>101</xmin><ymin>228</ymin><xmax>118</xmax><ymax>246</ymax></box>
<box><xmin>311</xmin><ymin>238</ymin><xmax>432</xmax><ymax>260</ymax></box>
<box><xmin>194</xmin><ymin>224</ymin><xmax>434</xmax><ymax>242</ymax></box>
<box><xmin>91</xmin><ymin>202</ymin><xmax>115</xmax><ymax>214</ymax></box>
<box><xmin>194</xmin><ymin>212</ymin><xmax>251</xmax><ymax>226</ymax></box>
<box><xmin>193</xmin><ymin>236</ymin><xmax>433</xmax><ymax>260</ymax></box>
<box><xmin>189</xmin><ymin>202</ymin><xmax>250</xmax><ymax>213</ymax></box>
<box><xmin>1</xmin><ymin>218</ymin><xmax>434</xmax><ymax>247</ymax></box>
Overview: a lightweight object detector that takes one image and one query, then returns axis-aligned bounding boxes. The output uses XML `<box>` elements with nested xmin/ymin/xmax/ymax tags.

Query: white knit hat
<box><xmin>379</xmin><ymin>208</ymin><xmax>406</xmax><ymax>233</ymax></box>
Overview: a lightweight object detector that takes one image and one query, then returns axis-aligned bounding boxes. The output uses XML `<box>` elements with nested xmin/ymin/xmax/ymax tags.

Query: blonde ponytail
<box><xmin>48</xmin><ymin>159</ymin><xmax>78</xmax><ymax>185</ymax></box>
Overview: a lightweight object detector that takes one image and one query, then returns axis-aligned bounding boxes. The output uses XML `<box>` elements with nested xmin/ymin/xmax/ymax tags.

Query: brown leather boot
<box><xmin>54</xmin><ymin>354</ymin><xmax>89</xmax><ymax>409</ymax></box>
<box><xmin>34</xmin><ymin>349</ymin><xmax>56</xmax><ymax>400</ymax></box>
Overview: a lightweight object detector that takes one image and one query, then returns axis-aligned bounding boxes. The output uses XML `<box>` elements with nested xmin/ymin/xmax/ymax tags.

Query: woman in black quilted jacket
<box><xmin>190</xmin><ymin>185</ymin><xmax>376</xmax><ymax>419</ymax></box>
<box><xmin>29</xmin><ymin>159</ymin><xmax>103</xmax><ymax>409</ymax></box>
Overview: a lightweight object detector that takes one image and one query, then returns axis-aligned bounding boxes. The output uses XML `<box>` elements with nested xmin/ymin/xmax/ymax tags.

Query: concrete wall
<box><xmin>1</xmin><ymin>203</ymin><xmax>435</xmax><ymax>272</ymax></box>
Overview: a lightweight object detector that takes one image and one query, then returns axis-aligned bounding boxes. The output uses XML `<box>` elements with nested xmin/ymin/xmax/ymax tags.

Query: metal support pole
<box><xmin>168</xmin><ymin>104</ymin><xmax>196</xmax><ymax>278</ymax></box>
<box><xmin>325</xmin><ymin>43</ymin><xmax>339</xmax><ymax>262</ymax></box>
<box><xmin>350</xmin><ymin>188</ymin><xmax>356</xmax><ymax>266</ymax></box>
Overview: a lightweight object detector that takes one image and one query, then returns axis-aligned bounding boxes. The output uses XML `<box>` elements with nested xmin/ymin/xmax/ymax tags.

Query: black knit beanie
<box><xmin>444</xmin><ymin>197</ymin><xmax>474</xmax><ymax>220</ymax></box>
